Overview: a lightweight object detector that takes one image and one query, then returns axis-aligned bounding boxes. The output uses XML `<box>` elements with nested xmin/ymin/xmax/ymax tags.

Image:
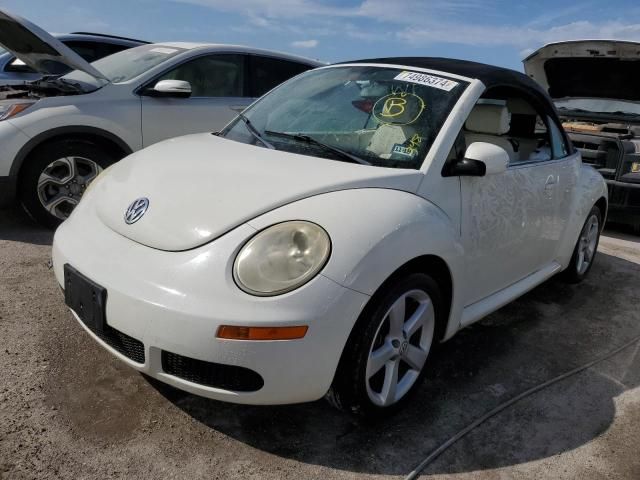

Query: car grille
<box><xmin>78</xmin><ymin>315</ymin><xmax>145</xmax><ymax>364</ymax></box>
<box><xmin>568</xmin><ymin>133</ymin><xmax>622</xmax><ymax>180</ymax></box>
<box><xmin>161</xmin><ymin>351</ymin><xmax>264</xmax><ymax>392</ymax></box>
<box><xmin>94</xmin><ymin>326</ymin><xmax>145</xmax><ymax>364</ymax></box>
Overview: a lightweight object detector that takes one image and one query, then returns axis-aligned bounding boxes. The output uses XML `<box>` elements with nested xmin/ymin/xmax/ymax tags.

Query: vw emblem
<box><xmin>399</xmin><ymin>341</ymin><xmax>409</xmax><ymax>356</ymax></box>
<box><xmin>124</xmin><ymin>197</ymin><xmax>149</xmax><ymax>224</ymax></box>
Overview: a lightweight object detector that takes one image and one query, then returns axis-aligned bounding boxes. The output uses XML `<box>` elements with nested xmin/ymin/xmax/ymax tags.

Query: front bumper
<box><xmin>52</xmin><ymin>205</ymin><xmax>369</xmax><ymax>405</ymax></box>
<box><xmin>0</xmin><ymin>120</ymin><xmax>31</xmax><ymax>206</ymax></box>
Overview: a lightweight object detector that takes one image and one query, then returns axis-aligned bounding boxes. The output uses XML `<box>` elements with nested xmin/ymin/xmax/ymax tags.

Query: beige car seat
<box><xmin>366</xmin><ymin>124</ymin><xmax>416</xmax><ymax>159</ymax></box>
<box><xmin>464</xmin><ymin>104</ymin><xmax>516</xmax><ymax>162</ymax></box>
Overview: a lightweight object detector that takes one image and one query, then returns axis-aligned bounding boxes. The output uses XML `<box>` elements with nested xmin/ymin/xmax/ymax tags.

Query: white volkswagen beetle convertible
<box><xmin>52</xmin><ymin>58</ymin><xmax>607</xmax><ymax>416</ymax></box>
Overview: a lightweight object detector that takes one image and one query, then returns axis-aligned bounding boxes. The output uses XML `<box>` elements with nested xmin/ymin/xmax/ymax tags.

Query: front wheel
<box><xmin>562</xmin><ymin>206</ymin><xmax>602</xmax><ymax>283</ymax></box>
<box><xmin>19</xmin><ymin>139</ymin><xmax>117</xmax><ymax>229</ymax></box>
<box><xmin>327</xmin><ymin>273</ymin><xmax>442</xmax><ymax>417</ymax></box>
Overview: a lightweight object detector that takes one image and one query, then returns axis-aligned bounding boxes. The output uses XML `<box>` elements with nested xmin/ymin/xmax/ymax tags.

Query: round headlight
<box><xmin>234</xmin><ymin>221</ymin><xmax>331</xmax><ymax>296</ymax></box>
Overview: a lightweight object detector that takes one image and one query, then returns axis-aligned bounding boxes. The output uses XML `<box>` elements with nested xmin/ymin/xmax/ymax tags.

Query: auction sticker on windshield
<box><xmin>394</xmin><ymin>71</ymin><xmax>459</xmax><ymax>92</ymax></box>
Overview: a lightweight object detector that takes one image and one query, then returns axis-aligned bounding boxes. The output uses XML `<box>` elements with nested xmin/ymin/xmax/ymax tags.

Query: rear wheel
<box><xmin>19</xmin><ymin>139</ymin><xmax>117</xmax><ymax>228</ymax></box>
<box><xmin>327</xmin><ymin>273</ymin><xmax>442</xmax><ymax>417</ymax></box>
<box><xmin>562</xmin><ymin>206</ymin><xmax>602</xmax><ymax>283</ymax></box>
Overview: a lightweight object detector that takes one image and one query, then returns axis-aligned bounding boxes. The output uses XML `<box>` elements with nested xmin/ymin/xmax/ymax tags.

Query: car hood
<box><xmin>523</xmin><ymin>40</ymin><xmax>640</xmax><ymax>103</ymax></box>
<box><xmin>92</xmin><ymin>134</ymin><xmax>423</xmax><ymax>251</ymax></box>
<box><xmin>0</xmin><ymin>9</ymin><xmax>108</xmax><ymax>82</ymax></box>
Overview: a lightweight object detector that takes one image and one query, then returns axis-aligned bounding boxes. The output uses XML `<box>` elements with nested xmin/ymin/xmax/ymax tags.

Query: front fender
<box><xmin>248</xmin><ymin>188</ymin><xmax>465</xmax><ymax>333</ymax></box>
<box><xmin>558</xmin><ymin>164</ymin><xmax>608</xmax><ymax>268</ymax></box>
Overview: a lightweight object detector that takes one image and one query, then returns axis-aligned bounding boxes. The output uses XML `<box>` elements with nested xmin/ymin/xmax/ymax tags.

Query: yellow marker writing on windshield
<box><xmin>380</xmin><ymin>97</ymin><xmax>406</xmax><ymax>118</ymax></box>
<box><xmin>373</xmin><ymin>93</ymin><xmax>426</xmax><ymax>126</ymax></box>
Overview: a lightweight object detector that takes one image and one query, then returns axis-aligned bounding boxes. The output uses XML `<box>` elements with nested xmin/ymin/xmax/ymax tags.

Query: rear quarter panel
<box><xmin>557</xmin><ymin>163</ymin><xmax>608</xmax><ymax>268</ymax></box>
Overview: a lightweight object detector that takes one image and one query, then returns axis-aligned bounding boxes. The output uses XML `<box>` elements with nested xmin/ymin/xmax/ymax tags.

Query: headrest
<box><xmin>465</xmin><ymin>104</ymin><xmax>511</xmax><ymax>135</ymax></box>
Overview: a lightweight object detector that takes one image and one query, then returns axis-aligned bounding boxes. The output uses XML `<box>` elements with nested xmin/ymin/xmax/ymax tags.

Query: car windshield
<box><xmin>221</xmin><ymin>65</ymin><xmax>469</xmax><ymax>169</ymax></box>
<box><xmin>63</xmin><ymin>44</ymin><xmax>185</xmax><ymax>84</ymax></box>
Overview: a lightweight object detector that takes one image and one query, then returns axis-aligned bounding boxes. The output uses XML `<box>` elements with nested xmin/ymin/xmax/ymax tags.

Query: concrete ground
<box><xmin>1</xmin><ymin>205</ymin><xmax>639</xmax><ymax>480</ymax></box>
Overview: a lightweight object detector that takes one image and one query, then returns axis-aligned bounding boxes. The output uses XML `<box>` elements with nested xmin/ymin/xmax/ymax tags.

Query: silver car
<box><xmin>0</xmin><ymin>9</ymin><xmax>324</xmax><ymax>227</ymax></box>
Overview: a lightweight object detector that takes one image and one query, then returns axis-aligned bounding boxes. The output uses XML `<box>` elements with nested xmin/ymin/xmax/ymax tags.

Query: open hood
<box><xmin>0</xmin><ymin>9</ymin><xmax>108</xmax><ymax>81</ymax></box>
<box><xmin>523</xmin><ymin>40</ymin><xmax>640</xmax><ymax>102</ymax></box>
<box><xmin>92</xmin><ymin>134</ymin><xmax>423</xmax><ymax>251</ymax></box>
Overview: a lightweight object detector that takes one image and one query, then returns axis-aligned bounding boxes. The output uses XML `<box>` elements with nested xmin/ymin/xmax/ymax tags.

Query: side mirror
<box><xmin>146</xmin><ymin>80</ymin><xmax>192</xmax><ymax>98</ymax></box>
<box><xmin>446</xmin><ymin>142</ymin><xmax>509</xmax><ymax>177</ymax></box>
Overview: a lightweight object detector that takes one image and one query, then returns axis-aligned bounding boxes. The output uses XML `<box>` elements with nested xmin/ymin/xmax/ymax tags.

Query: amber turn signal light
<box><xmin>216</xmin><ymin>325</ymin><xmax>308</xmax><ymax>340</ymax></box>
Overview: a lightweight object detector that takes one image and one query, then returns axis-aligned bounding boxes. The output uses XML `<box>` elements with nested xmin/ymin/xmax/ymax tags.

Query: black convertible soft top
<box><xmin>344</xmin><ymin>57</ymin><xmax>553</xmax><ymax>104</ymax></box>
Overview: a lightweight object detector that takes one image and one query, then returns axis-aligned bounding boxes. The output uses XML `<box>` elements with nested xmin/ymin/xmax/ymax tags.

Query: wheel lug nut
<box><xmin>391</xmin><ymin>339</ymin><xmax>400</xmax><ymax>348</ymax></box>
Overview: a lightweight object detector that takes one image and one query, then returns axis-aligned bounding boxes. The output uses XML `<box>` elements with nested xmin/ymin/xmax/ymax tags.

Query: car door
<box><xmin>460</xmin><ymin>106</ymin><xmax>563</xmax><ymax>306</ymax></box>
<box><xmin>140</xmin><ymin>53</ymin><xmax>251</xmax><ymax>147</ymax></box>
<box><xmin>545</xmin><ymin>115</ymin><xmax>580</xmax><ymax>256</ymax></box>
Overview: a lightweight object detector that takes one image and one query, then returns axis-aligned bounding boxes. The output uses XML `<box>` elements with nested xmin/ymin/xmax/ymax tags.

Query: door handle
<box><xmin>230</xmin><ymin>105</ymin><xmax>246</xmax><ymax>112</ymax></box>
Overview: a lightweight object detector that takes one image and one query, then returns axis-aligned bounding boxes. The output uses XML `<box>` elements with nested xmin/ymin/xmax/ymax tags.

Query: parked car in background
<box><xmin>0</xmin><ymin>9</ymin><xmax>323</xmax><ymax>227</ymax></box>
<box><xmin>53</xmin><ymin>58</ymin><xmax>607</xmax><ymax>416</ymax></box>
<box><xmin>0</xmin><ymin>32</ymin><xmax>148</xmax><ymax>86</ymax></box>
<box><xmin>525</xmin><ymin>40</ymin><xmax>640</xmax><ymax>231</ymax></box>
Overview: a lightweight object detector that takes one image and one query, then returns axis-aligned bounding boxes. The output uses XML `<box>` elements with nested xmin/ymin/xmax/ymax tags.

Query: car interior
<box><xmin>462</xmin><ymin>91</ymin><xmax>554</xmax><ymax>164</ymax></box>
<box><xmin>366</xmin><ymin>124</ymin><xmax>416</xmax><ymax>159</ymax></box>
<box><xmin>159</xmin><ymin>55</ymin><xmax>244</xmax><ymax>97</ymax></box>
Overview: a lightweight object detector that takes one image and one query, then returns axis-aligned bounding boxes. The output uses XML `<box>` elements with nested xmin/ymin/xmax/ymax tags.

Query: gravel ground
<box><xmin>1</xmin><ymin>205</ymin><xmax>639</xmax><ymax>480</ymax></box>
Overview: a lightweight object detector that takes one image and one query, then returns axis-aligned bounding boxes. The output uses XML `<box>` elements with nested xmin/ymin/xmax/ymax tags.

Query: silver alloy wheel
<box><xmin>365</xmin><ymin>289</ymin><xmax>435</xmax><ymax>407</ymax></box>
<box><xmin>576</xmin><ymin>213</ymin><xmax>599</xmax><ymax>275</ymax></box>
<box><xmin>37</xmin><ymin>156</ymin><xmax>102</xmax><ymax>220</ymax></box>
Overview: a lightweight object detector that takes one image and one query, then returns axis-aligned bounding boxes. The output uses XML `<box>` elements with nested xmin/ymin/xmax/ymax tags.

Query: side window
<box><xmin>249</xmin><ymin>56</ymin><xmax>312</xmax><ymax>97</ymax></box>
<box><xmin>156</xmin><ymin>54</ymin><xmax>245</xmax><ymax>97</ymax></box>
<box><xmin>101</xmin><ymin>43</ymin><xmax>130</xmax><ymax>58</ymax></box>
<box><xmin>3</xmin><ymin>41</ymin><xmax>127</xmax><ymax>74</ymax></box>
<box><xmin>547</xmin><ymin>116</ymin><xmax>570</xmax><ymax>159</ymax></box>
<box><xmin>4</xmin><ymin>57</ymin><xmax>34</xmax><ymax>73</ymax></box>
<box><xmin>64</xmin><ymin>41</ymin><xmax>106</xmax><ymax>63</ymax></box>
<box><xmin>519</xmin><ymin>114</ymin><xmax>553</xmax><ymax>163</ymax></box>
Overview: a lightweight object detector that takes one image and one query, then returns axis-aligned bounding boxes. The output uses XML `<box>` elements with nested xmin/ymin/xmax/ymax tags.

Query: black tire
<box><xmin>327</xmin><ymin>272</ymin><xmax>443</xmax><ymax>418</ymax></box>
<box><xmin>561</xmin><ymin>205</ymin><xmax>603</xmax><ymax>284</ymax></box>
<box><xmin>19</xmin><ymin>139</ymin><xmax>118</xmax><ymax>229</ymax></box>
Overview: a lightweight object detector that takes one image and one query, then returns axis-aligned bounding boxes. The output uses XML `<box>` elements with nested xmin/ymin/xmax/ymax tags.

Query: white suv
<box><xmin>0</xmin><ymin>9</ymin><xmax>322</xmax><ymax>227</ymax></box>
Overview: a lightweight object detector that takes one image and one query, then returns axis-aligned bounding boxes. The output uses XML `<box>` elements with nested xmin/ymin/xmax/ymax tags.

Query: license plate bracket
<box><xmin>64</xmin><ymin>264</ymin><xmax>107</xmax><ymax>332</ymax></box>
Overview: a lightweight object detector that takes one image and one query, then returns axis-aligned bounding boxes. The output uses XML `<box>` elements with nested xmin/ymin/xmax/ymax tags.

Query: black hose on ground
<box><xmin>404</xmin><ymin>334</ymin><xmax>640</xmax><ymax>480</ymax></box>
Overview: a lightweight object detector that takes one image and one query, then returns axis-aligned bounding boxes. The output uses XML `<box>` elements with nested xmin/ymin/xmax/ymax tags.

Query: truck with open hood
<box><xmin>524</xmin><ymin>40</ymin><xmax>640</xmax><ymax>230</ymax></box>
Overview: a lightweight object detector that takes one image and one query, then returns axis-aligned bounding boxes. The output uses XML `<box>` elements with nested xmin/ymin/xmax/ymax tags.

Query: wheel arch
<box><xmin>11</xmin><ymin>126</ymin><xmax>133</xmax><ymax>181</ymax></box>
<box><xmin>372</xmin><ymin>254</ymin><xmax>454</xmax><ymax>343</ymax></box>
<box><xmin>557</xmin><ymin>164</ymin><xmax>609</xmax><ymax>269</ymax></box>
<box><xmin>327</xmin><ymin>253</ymin><xmax>455</xmax><ymax>403</ymax></box>
<box><xmin>594</xmin><ymin>195</ymin><xmax>608</xmax><ymax>227</ymax></box>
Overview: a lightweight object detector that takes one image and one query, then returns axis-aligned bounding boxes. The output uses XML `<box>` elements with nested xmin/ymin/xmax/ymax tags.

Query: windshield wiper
<box><xmin>28</xmin><ymin>76</ymin><xmax>84</xmax><ymax>95</ymax></box>
<box><xmin>264</xmin><ymin>130</ymin><xmax>371</xmax><ymax>166</ymax></box>
<box><xmin>558</xmin><ymin>106</ymin><xmax>640</xmax><ymax>118</ymax></box>
<box><xmin>557</xmin><ymin>106</ymin><xmax>590</xmax><ymax>112</ymax></box>
<box><xmin>606</xmin><ymin>111</ymin><xmax>640</xmax><ymax>117</ymax></box>
<box><xmin>238</xmin><ymin>114</ymin><xmax>275</xmax><ymax>149</ymax></box>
